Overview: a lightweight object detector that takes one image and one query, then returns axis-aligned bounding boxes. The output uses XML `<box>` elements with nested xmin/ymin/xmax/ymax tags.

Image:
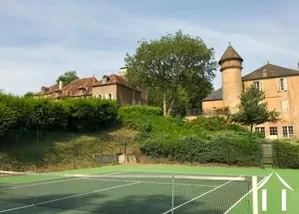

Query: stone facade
<box><xmin>202</xmin><ymin>44</ymin><xmax>299</xmax><ymax>139</ymax></box>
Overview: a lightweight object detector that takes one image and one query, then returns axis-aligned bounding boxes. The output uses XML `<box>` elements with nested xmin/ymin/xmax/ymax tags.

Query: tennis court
<box><xmin>0</xmin><ymin>170</ymin><xmax>264</xmax><ymax>213</ymax></box>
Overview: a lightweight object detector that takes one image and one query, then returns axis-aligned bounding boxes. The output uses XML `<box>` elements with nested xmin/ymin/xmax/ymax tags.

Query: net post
<box><xmin>252</xmin><ymin>176</ymin><xmax>259</xmax><ymax>214</ymax></box>
<box><xmin>171</xmin><ymin>174</ymin><xmax>174</xmax><ymax>214</ymax></box>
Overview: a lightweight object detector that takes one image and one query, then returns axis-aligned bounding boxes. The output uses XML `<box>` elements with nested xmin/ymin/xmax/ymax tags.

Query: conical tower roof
<box><xmin>218</xmin><ymin>43</ymin><xmax>243</xmax><ymax>65</ymax></box>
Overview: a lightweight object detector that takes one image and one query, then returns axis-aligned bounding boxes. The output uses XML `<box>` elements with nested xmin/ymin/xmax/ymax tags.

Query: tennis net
<box><xmin>0</xmin><ymin>170</ymin><xmax>262</xmax><ymax>214</ymax></box>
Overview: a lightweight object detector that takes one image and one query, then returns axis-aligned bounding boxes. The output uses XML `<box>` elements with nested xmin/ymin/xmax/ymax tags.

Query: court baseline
<box><xmin>0</xmin><ymin>171</ymin><xmax>127</xmax><ymax>191</ymax></box>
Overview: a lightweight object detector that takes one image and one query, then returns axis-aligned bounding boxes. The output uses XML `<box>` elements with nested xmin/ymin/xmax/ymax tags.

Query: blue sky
<box><xmin>1</xmin><ymin>0</ymin><xmax>299</xmax><ymax>95</ymax></box>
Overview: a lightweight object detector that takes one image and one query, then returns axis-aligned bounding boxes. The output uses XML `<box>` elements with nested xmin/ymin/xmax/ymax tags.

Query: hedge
<box><xmin>272</xmin><ymin>140</ymin><xmax>299</xmax><ymax>169</ymax></box>
<box><xmin>118</xmin><ymin>105</ymin><xmax>163</xmax><ymax>118</ymax></box>
<box><xmin>0</xmin><ymin>93</ymin><xmax>119</xmax><ymax>137</ymax></box>
<box><xmin>140</xmin><ymin>131</ymin><xmax>262</xmax><ymax>166</ymax></box>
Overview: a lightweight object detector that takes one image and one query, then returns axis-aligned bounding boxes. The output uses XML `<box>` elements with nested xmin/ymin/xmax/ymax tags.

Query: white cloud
<box><xmin>0</xmin><ymin>0</ymin><xmax>298</xmax><ymax>94</ymax></box>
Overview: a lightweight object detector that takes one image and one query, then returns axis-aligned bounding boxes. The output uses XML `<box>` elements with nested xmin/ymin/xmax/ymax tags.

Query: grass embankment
<box><xmin>0</xmin><ymin>128</ymin><xmax>139</xmax><ymax>172</ymax></box>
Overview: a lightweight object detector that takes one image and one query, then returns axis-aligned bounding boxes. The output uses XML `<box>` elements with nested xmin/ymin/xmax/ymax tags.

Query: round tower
<box><xmin>219</xmin><ymin>43</ymin><xmax>243</xmax><ymax>113</ymax></box>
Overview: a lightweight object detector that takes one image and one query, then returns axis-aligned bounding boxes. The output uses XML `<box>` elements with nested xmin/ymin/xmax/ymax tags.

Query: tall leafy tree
<box><xmin>231</xmin><ymin>84</ymin><xmax>280</xmax><ymax>132</ymax></box>
<box><xmin>56</xmin><ymin>71</ymin><xmax>79</xmax><ymax>86</ymax></box>
<box><xmin>0</xmin><ymin>103</ymin><xmax>17</xmax><ymax>136</ymax></box>
<box><xmin>24</xmin><ymin>91</ymin><xmax>34</xmax><ymax>97</ymax></box>
<box><xmin>125</xmin><ymin>30</ymin><xmax>217</xmax><ymax>115</ymax></box>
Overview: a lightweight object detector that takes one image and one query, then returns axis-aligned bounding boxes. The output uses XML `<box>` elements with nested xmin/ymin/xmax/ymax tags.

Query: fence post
<box><xmin>227</xmin><ymin>140</ymin><xmax>230</xmax><ymax>165</ymax></box>
<box><xmin>172</xmin><ymin>174</ymin><xmax>174</xmax><ymax>214</ymax></box>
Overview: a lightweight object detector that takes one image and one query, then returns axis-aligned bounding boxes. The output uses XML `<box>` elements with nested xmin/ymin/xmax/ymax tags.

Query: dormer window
<box><xmin>41</xmin><ymin>86</ymin><xmax>49</xmax><ymax>93</ymax></box>
<box><xmin>102</xmin><ymin>75</ymin><xmax>110</xmax><ymax>84</ymax></box>
<box><xmin>78</xmin><ymin>86</ymin><xmax>86</xmax><ymax>95</ymax></box>
<box><xmin>54</xmin><ymin>89</ymin><xmax>62</xmax><ymax>97</ymax></box>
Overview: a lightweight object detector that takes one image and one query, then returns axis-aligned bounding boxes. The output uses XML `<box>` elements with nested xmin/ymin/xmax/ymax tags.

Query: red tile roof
<box><xmin>92</xmin><ymin>74</ymin><xmax>140</xmax><ymax>91</ymax></box>
<box><xmin>34</xmin><ymin>84</ymin><xmax>58</xmax><ymax>96</ymax></box>
<box><xmin>58</xmin><ymin>76</ymin><xmax>97</xmax><ymax>97</ymax></box>
<box><xmin>34</xmin><ymin>76</ymin><xmax>97</xmax><ymax>98</ymax></box>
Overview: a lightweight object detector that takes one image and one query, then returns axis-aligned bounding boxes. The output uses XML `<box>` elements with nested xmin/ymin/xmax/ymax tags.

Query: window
<box><xmin>255</xmin><ymin>127</ymin><xmax>265</xmax><ymax>137</ymax></box>
<box><xmin>281</xmin><ymin>100</ymin><xmax>289</xmax><ymax>113</ymax></box>
<box><xmin>283</xmin><ymin>126</ymin><xmax>294</xmax><ymax>138</ymax></box>
<box><xmin>269</xmin><ymin>127</ymin><xmax>278</xmax><ymax>136</ymax></box>
<box><xmin>253</xmin><ymin>81</ymin><xmax>262</xmax><ymax>90</ymax></box>
<box><xmin>277</xmin><ymin>78</ymin><xmax>288</xmax><ymax>91</ymax></box>
<box><xmin>108</xmin><ymin>94</ymin><xmax>112</xmax><ymax>99</ymax></box>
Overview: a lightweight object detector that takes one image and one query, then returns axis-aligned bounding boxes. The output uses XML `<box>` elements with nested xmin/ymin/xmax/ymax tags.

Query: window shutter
<box><xmin>281</xmin><ymin>100</ymin><xmax>289</xmax><ymax>113</ymax></box>
<box><xmin>277</xmin><ymin>79</ymin><xmax>280</xmax><ymax>91</ymax></box>
<box><xmin>260</xmin><ymin>81</ymin><xmax>263</xmax><ymax>91</ymax></box>
<box><xmin>284</xmin><ymin>78</ymin><xmax>288</xmax><ymax>91</ymax></box>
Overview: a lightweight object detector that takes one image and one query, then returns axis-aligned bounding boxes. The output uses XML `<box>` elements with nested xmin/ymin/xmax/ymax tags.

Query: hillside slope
<box><xmin>0</xmin><ymin>128</ymin><xmax>139</xmax><ymax>172</ymax></box>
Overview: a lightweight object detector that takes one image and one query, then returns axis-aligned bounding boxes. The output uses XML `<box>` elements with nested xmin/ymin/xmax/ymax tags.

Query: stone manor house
<box><xmin>202</xmin><ymin>44</ymin><xmax>299</xmax><ymax>139</ymax></box>
<box><xmin>34</xmin><ymin>67</ymin><xmax>148</xmax><ymax>106</ymax></box>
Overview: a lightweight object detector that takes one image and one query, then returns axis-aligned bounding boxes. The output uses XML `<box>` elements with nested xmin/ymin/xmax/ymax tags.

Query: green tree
<box><xmin>56</xmin><ymin>71</ymin><xmax>79</xmax><ymax>86</ymax></box>
<box><xmin>24</xmin><ymin>91</ymin><xmax>34</xmax><ymax>97</ymax></box>
<box><xmin>125</xmin><ymin>30</ymin><xmax>217</xmax><ymax>115</ymax></box>
<box><xmin>0</xmin><ymin>103</ymin><xmax>17</xmax><ymax>136</ymax></box>
<box><xmin>231</xmin><ymin>84</ymin><xmax>280</xmax><ymax>132</ymax></box>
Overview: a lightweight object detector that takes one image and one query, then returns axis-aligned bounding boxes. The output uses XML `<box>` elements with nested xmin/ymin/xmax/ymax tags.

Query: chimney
<box><xmin>119</xmin><ymin>67</ymin><xmax>127</xmax><ymax>77</ymax></box>
<box><xmin>59</xmin><ymin>81</ymin><xmax>63</xmax><ymax>90</ymax></box>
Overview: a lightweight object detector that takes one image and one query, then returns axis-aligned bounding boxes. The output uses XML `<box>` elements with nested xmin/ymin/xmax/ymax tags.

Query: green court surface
<box><xmin>0</xmin><ymin>165</ymin><xmax>298</xmax><ymax>214</ymax></box>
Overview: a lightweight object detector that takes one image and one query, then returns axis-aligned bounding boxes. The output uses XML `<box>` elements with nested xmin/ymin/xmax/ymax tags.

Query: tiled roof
<box><xmin>202</xmin><ymin>63</ymin><xmax>299</xmax><ymax>101</ymax></box>
<box><xmin>219</xmin><ymin>45</ymin><xmax>243</xmax><ymax>64</ymax></box>
<box><xmin>34</xmin><ymin>84</ymin><xmax>58</xmax><ymax>96</ymax></box>
<box><xmin>58</xmin><ymin>76</ymin><xmax>97</xmax><ymax>97</ymax></box>
<box><xmin>92</xmin><ymin>74</ymin><xmax>140</xmax><ymax>91</ymax></box>
<box><xmin>202</xmin><ymin>88</ymin><xmax>222</xmax><ymax>101</ymax></box>
<box><xmin>242</xmin><ymin>63</ymin><xmax>299</xmax><ymax>81</ymax></box>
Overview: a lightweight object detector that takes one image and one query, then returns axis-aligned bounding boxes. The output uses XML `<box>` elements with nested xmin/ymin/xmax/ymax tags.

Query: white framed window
<box><xmin>277</xmin><ymin>78</ymin><xmax>288</xmax><ymax>91</ymax></box>
<box><xmin>108</xmin><ymin>93</ymin><xmax>113</xmax><ymax>99</ymax></box>
<box><xmin>255</xmin><ymin>127</ymin><xmax>265</xmax><ymax>137</ymax></box>
<box><xmin>269</xmin><ymin>127</ymin><xmax>278</xmax><ymax>136</ymax></box>
<box><xmin>253</xmin><ymin>81</ymin><xmax>263</xmax><ymax>90</ymax></box>
<box><xmin>282</xmin><ymin>126</ymin><xmax>294</xmax><ymax>138</ymax></box>
<box><xmin>281</xmin><ymin>100</ymin><xmax>289</xmax><ymax>113</ymax></box>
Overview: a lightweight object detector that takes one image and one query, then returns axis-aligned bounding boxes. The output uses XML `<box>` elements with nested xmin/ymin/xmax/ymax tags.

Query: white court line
<box><xmin>0</xmin><ymin>171</ymin><xmax>128</xmax><ymax>191</ymax></box>
<box><xmin>88</xmin><ymin>177</ymin><xmax>219</xmax><ymax>188</ymax></box>
<box><xmin>0</xmin><ymin>181</ymin><xmax>140</xmax><ymax>213</ymax></box>
<box><xmin>224</xmin><ymin>175</ymin><xmax>267</xmax><ymax>214</ymax></box>
<box><xmin>162</xmin><ymin>175</ymin><xmax>243</xmax><ymax>214</ymax></box>
<box><xmin>124</xmin><ymin>169</ymin><xmax>261</xmax><ymax>177</ymax></box>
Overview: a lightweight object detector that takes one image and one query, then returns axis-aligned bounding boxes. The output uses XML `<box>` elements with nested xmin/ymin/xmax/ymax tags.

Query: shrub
<box><xmin>140</xmin><ymin>131</ymin><xmax>262</xmax><ymax>166</ymax></box>
<box><xmin>188</xmin><ymin>116</ymin><xmax>248</xmax><ymax>132</ymax></box>
<box><xmin>118</xmin><ymin>105</ymin><xmax>163</xmax><ymax>118</ymax></box>
<box><xmin>272</xmin><ymin>140</ymin><xmax>299</xmax><ymax>169</ymax></box>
